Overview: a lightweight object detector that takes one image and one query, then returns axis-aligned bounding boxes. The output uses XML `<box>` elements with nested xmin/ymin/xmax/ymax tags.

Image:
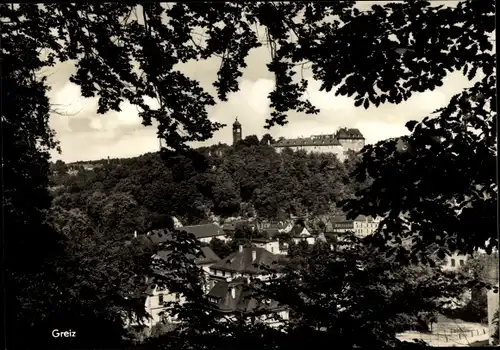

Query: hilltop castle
<box><xmin>272</xmin><ymin>128</ymin><xmax>365</xmax><ymax>161</ymax></box>
<box><xmin>230</xmin><ymin>118</ymin><xmax>364</xmax><ymax>160</ymax></box>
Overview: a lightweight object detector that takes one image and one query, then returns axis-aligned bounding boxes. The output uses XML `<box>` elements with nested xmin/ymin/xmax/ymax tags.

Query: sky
<box><xmin>45</xmin><ymin>1</ymin><xmax>475</xmax><ymax>163</ymax></box>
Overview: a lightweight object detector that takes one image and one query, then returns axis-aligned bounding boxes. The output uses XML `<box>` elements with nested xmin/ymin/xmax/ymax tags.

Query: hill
<box><xmin>49</xmin><ymin>136</ymin><xmax>368</xmax><ymax>240</ymax></box>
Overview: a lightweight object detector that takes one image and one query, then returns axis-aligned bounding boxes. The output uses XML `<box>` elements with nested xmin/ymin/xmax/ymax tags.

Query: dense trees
<box><xmin>257</xmin><ymin>238</ymin><xmax>466</xmax><ymax>348</ymax></box>
<box><xmin>339</xmin><ymin>1</ymin><xmax>496</xmax><ymax>255</ymax></box>
<box><xmin>49</xmin><ymin>141</ymin><xmax>360</xmax><ymax>232</ymax></box>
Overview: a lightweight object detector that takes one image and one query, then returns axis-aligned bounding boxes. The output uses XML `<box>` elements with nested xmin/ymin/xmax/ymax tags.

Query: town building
<box><xmin>129</xmin><ymin>245</ymin><xmax>221</xmax><ymax>328</ymax></box>
<box><xmin>179</xmin><ymin>223</ymin><xmax>228</xmax><ymax>243</ymax></box>
<box><xmin>207</xmin><ymin>277</ymin><xmax>289</xmax><ymax>328</ymax></box>
<box><xmin>222</xmin><ymin>219</ymin><xmax>257</xmax><ymax>236</ymax></box>
<box><xmin>256</xmin><ymin>220</ymin><xmax>294</xmax><ymax>237</ymax></box>
<box><xmin>328</xmin><ymin>215</ymin><xmax>381</xmax><ymax>238</ymax></box>
<box><xmin>207</xmin><ymin>245</ymin><xmax>288</xmax><ymax>327</ymax></box>
<box><xmin>145</xmin><ymin>224</ymin><xmax>228</xmax><ymax>244</ymax></box>
<box><xmin>250</xmin><ymin>237</ymin><xmax>284</xmax><ymax>255</ymax></box>
<box><xmin>271</xmin><ymin>128</ymin><xmax>365</xmax><ymax>161</ymax></box>
<box><xmin>441</xmin><ymin>252</ymin><xmax>468</xmax><ymax>271</ymax></box>
<box><xmin>209</xmin><ymin>245</ymin><xmax>283</xmax><ymax>284</ymax></box>
<box><xmin>289</xmin><ymin>225</ymin><xmax>315</xmax><ymax>245</ymax></box>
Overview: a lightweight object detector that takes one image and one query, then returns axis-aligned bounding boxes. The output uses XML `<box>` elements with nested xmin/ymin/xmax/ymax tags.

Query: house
<box><xmin>289</xmin><ymin>225</ymin><xmax>315</xmax><ymax>245</ymax></box>
<box><xmin>222</xmin><ymin>219</ymin><xmax>257</xmax><ymax>236</ymax></box>
<box><xmin>329</xmin><ymin>215</ymin><xmax>380</xmax><ymax>238</ymax></box>
<box><xmin>179</xmin><ymin>224</ymin><xmax>228</xmax><ymax>243</ymax></box>
<box><xmin>441</xmin><ymin>252</ymin><xmax>468</xmax><ymax>271</ymax></box>
<box><xmin>156</xmin><ymin>246</ymin><xmax>221</xmax><ymax>283</ymax></box>
<box><xmin>146</xmin><ymin>224</ymin><xmax>227</xmax><ymax>244</ymax></box>
<box><xmin>141</xmin><ymin>283</ymin><xmax>184</xmax><ymax>327</ymax></box>
<box><xmin>138</xmin><ymin>246</ymin><xmax>221</xmax><ymax>328</ymax></box>
<box><xmin>209</xmin><ymin>246</ymin><xmax>284</xmax><ymax>285</ymax></box>
<box><xmin>207</xmin><ymin>277</ymin><xmax>289</xmax><ymax>328</ymax></box>
<box><xmin>207</xmin><ymin>246</ymin><xmax>288</xmax><ymax>328</ymax></box>
<box><xmin>250</xmin><ymin>237</ymin><xmax>284</xmax><ymax>255</ymax></box>
<box><xmin>257</xmin><ymin>220</ymin><xmax>293</xmax><ymax>237</ymax></box>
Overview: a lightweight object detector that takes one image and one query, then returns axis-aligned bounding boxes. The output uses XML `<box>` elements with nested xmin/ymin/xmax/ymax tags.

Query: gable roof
<box><xmin>335</xmin><ymin>128</ymin><xmax>364</xmax><ymax>139</ymax></box>
<box><xmin>264</xmin><ymin>228</ymin><xmax>280</xmax><ymax>237</ymax></box>
<box><xmin>207</xmin><ymin>279</ymin><xmax>285</xmax><ymax>314</ymax></box>
<box><xmin>211</xmin><ymin>247</ymin><xmax>282</xmax><ymax>274</ymax></box>
<box><xmin>222</xmin><ymin>220</ymin><xmax>257</xmax><ymax>232</ymax></box>
<box><xmin>180</xmin><ymin>224</ymin><xmax>225</xmax><ymax>239</ymax></box>
<box><xmin>290</xmin><ymin>225</ymin><xmax>312</xmax><ymax>237</ymax></box>
<box><xmin>155</xmin><ymin>246</ymin><xmax>220</xmax><ymax>266</ymax></box>
<box><xmin>197</xmin><ymin>246</ymin><xmax>221</xmax><ymax>265</ymax></box>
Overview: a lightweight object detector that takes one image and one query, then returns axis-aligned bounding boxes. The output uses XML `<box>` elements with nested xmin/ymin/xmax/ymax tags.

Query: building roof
<box><xmin>250</xmin><ymin>237</ymin><xmax>276</xmax><ymax>244</ymax></box>
<box><xmin>180</xmin><ymin>224</ymin><xmax>226</xmax><ymax>239</ymax></box>
<box><xmin>335</xmin><ymin>128</ymin><xmax>364</xmax><ymax>139</ymax></box>
<box><xmin>233</xmin><ymin>118</ymin><xmax>241</xmax><ymax>127</ymax></box>
<box><xmin>156</xmin><ymin>246</ymin><xmax>220</xmax><ymax>266</ymax></box>
<box><xmin>257</xmin><ymin>220</ymin><xmax>289</xmax><ymax>229</ymax></box>
<box><xmin>257</xmin><ymin>220</ymin><xmax>289</xmax><ymax>237</ymax></box>
<box><xmin>210</xmin><ymin>247</ymin><xmax>282</xmax><ymax>274</ymax></box>
<box><xmin>264</xmin><ymin>228</ymin><xmax>280</xmax><ymax>237</ymax></box>
<box><xmin>330</xmin><ymin>215</ymin><xmax>348</xmax><ymax>223</ymax></box>
<box><xmin>327</xmin><ymin>215</ymin><xmax>377</xmax><ymax>226</ymax></box>
<box><xmin>272</xmin><ymin>135</ymin><xmax>342</xmax><ymax>148</ymax></box>
<box><xmin>222</xmin><ymin>220</ymin><xmax>256</xmax><ymax>232</ymax></box>
<box><xmin>271</xmin><ymin>129</ymin><xmax>364</xmax><ymax>148</ymax></box>
<box><xmin>290</xmin><ymin>225</ymin><xmax>312</xmax><ymax>238</ymax></box>
<box><xmin>207</xmin><ymin>279</ymin><xmax>284</xmax><ymax>314</ymax></box>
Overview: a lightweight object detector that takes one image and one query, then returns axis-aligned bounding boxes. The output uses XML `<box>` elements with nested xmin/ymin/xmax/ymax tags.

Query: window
<box><xmin>158</xmin><ymin>294</ymin><xmax>164</xmax><ymax>305</ymax></box>
<box><xmin>460</xmin><ymin>259</ymin><xmax>465</xmax><ymax>266</ymax></box>
<box><xmin>175</xmin><ymin>293</ymin><xmax>180</xmax><ymax>301</ymax></box>
<box><xmin>451</xmin><ymin>259</ymin><xmax>455</xmax><ymax>267</ymax></box>
<box><xmin>271</xmin><ymin>247</ymin><xmax>274</xmax><ymax>253</ymax></box>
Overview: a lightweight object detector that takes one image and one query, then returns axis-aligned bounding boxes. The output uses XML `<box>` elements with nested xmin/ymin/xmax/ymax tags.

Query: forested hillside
<box><xmin>49</xmin><ymin>135</ymin><xmax>368</xmax><ymax>238</ymax></box>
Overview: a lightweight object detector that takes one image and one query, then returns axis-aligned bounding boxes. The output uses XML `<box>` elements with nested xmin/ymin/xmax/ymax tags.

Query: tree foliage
<box><xmin>49</xmin><ymin>142</ymin><xmax>360</xmax><ymax>230</ymax></box>
<box><xmin>255</xmin><ymin>238</ymin><xmax>467</xmax><ymax>348</ymax></box>
<box><xmin>339</xmin><ymin>1</ymin><xmax>496</xmax><ymax>255</ymax></box>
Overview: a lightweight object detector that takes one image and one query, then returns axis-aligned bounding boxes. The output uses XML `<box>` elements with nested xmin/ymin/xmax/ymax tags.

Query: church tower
<box><xmin>232</xmin><ymin>117</ymin><xmax>242</xmax><ymax>145</ymax></box>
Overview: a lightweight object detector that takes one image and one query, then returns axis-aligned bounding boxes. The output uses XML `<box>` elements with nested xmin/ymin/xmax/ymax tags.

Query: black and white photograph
<box><xmin>3</xmin><ymin>1</ymin><xmax>498</xmax><ymax>349</ymax></box>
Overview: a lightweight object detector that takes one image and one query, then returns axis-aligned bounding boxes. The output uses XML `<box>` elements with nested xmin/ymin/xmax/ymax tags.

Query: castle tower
<box><xmin>233</xmin><ymin>117</ymin><xmax>242</xmax><ymax>145</ymax></box>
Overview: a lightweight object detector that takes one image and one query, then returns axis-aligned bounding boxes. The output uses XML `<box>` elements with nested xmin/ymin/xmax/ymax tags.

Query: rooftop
<box><xmin>145</xmin><ymin>226</ymin><xmax>225</xmax><ymax>244</ymax></box>
<box><xmin>207</xmin><ymin>279</ymin><xmax>285</xmax><ymax>314</ymax></box>
<box><xmin>156</xmin><ymin>246</ymin><xmax>221</xmax><ymax>265</ymax></box>
<box><xmin>335</xmin><ymin>128</ymin><xmax>364</xmax><ymax>139</ymax></box>
<box><xmin>272</xmin><ymin>128</ymin><xmax>364</xmax><ymax>148</ymax></box>
<box><xmin>273</xmin><ymin>136</ymin><xmax>342</xmax><ymax>148</ymax></box>
<box><xmin>211</xmin><ymin>246</ymin><xmax>283</xmax><ymax>274</ymax></box>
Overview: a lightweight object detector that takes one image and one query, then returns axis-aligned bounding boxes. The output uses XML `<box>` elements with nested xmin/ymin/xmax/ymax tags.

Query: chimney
<box><xmin>239</xmin><ymin>245</ymin><xmax>243</xmax><ymax>253</ymax></box>
<box><xmin>231</xmin><ymin>287</ymin><xmax>236</xmax><ymax>299</ymax></box>
<box><xmin>252</xmin><ymin>249</ymin><xmax>257</xmax><ymax>262</ymax></box>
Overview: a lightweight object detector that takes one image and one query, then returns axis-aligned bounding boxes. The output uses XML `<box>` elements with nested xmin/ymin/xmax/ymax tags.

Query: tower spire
<box><xmin>232</xmin><ymin>117</ymin><xmax>242</xmax><ymax>145</ymax></box>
